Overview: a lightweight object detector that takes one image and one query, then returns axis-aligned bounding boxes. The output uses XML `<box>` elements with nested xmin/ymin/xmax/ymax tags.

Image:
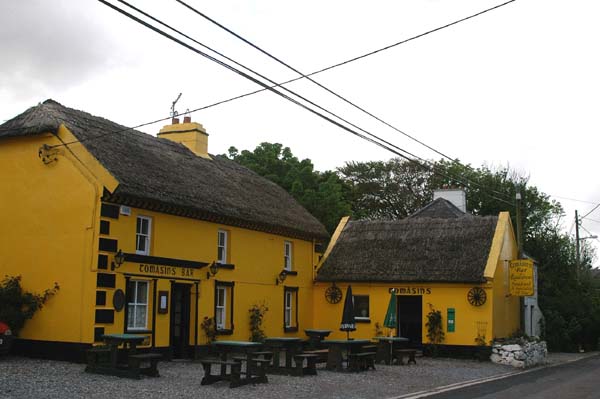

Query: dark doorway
<box><xmin>170</xmin><ymin>283</ymin><xmax>191</xmax><ymax>358</ymax></box>
<box><xmin>397</xmin><ymin>295</ymin><xmax>422</xmax><ymax>346</ymax></box>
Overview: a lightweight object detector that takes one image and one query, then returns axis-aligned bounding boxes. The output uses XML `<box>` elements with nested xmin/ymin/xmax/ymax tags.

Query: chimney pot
<box><xmin>172</xmin><ymin>117</ymin><xmax>180</xmax><ymax>124</ymax></box>
<box><xmin>183</xmin><ymin>116</ymin><xmax>191</xmax><ymax>123</ymax></box>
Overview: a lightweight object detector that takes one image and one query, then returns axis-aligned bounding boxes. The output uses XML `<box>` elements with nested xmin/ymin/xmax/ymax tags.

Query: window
<box><xmin>284</xmin><ymin>241</ymin><xmax>293</xmax><ymax>271</ymax></box>
<box><xmin>217</xmin><ymin>230</ymin><xmax>228</xmax><ymax>264</ymax></box>
<box><xmin>283</xmin><ymin>287</ymin><xmax>298</xmax><ymax>332</ymax></box>
<box><xmin>353</xmin><ymin>295</ymin><xmax>370</xmax><ymax>321</ymax></box>
<box><xmin>215</xmin><ymin>286</ymin><xmax>227</xmax><ymax>329</ymax></box>
<box><xmin>127</xmin><ymin>280</ymin><xmax>149</xmax><ymax>330</ymax></box>
<box><xmin>136</xmin><ymin>216</ymin><xmax>151</xmax><ymax>255</ymax></box>
<box><xmin>214</xmin><ymin>282</ymin><xmax>234</xmax><ymax>333</ymax></box>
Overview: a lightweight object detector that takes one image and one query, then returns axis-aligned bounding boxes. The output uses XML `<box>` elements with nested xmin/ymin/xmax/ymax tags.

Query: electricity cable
<box><xmin>99</xmin><ymin>0</ymin><xmax>515</xmax><ymax>205</ymax></box>
<box><xmin>175</xmin><ymin>0</ymin><xmax>517</xmax><ymax>201</ymax></box>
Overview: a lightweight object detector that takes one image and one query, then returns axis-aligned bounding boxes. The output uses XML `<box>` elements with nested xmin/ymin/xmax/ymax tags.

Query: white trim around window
<box><xmin>284</xmin><ymin>241</ymin><xmax>293</xmax><ymax>271</ymax></box>
<box><xmin>136</xmin><ymin>216</ymin><xmax>152</xmax><ymax>255</ymax></box>
<box><xmin>217</xmin><ymin>230</ymin><xmax>228</xmax><ymax>264</ymax></box>
<box><xmin>127</xmin><ymin>280</ymin><xmax>149</xmax><ymax>330</ymax></box>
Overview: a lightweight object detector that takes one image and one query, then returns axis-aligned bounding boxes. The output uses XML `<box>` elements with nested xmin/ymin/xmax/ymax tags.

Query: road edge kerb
<box><xmin>385</xmin><ymin>352</ymin><xmax>600</xmax><ymax>399</ymax></box>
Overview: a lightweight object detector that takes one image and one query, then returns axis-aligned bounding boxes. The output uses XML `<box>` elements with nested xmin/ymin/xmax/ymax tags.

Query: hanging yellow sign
<box><xmin>509</xmin><ymin>259</ymin><xmax>534</xmax><ymax>296</ymax></box>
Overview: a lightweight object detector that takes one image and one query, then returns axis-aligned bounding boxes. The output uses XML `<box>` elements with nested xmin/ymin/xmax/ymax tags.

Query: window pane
<box><xmin>217</xmin><ymin>288</ymin><xmax>225</xmax><ymax>306</ymax></box>
<box><xmin>353</xmin><ymin>296</ymin><xmax>369</xmax><ymax>318</ymax></box>
<box><xmin>136</xmin><ymin>217</ymin><xmax>142</xmax><ymax>233</ymax></box>
<box><xmin>127</xmin><ymin>305</ymin><xmax>135</xmax><ymax>328</ymax></box>
<box><xmin>218</xmin><ymin>247</ymin><xmax>224</xmax><ymax>263</ymax></box>
<box><xmin>141</xmin><ymin>218</ymin><xmax>149</xmax><ymax>234</ymax></box>
<box><xmin>127</xmin><ymin>283</ymin><xmax>135</xmax><ymax>302</ymax></box>
<box><xmin>137</xmin><ymin>282</ymin><xmax>147</xmax><ymax>303</ymax></box>
<box><xmin>135</xmin><ymin>305</ymin><xmax>146</xmax><ymax>328</ymax></box>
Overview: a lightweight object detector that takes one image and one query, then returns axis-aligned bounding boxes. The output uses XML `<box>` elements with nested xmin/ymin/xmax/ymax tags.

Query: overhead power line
<box><xmin>96</xmin><ymin>0</ymin><xmax>515</xmax><ymax>205</ymax></box>
<box><xmin>174</xmin><ymin>0</ymin><xmax>517</xmax><ymax>201</ymax></box>
<box><xmin>97</xmin><ymin>2</ymin><xmax>513</xmax><ymax>205</ymax></box>
<box><xmin>581</xmin><ymin>202</ymin><xmax>600</xmax><ymax>220</ymax></box>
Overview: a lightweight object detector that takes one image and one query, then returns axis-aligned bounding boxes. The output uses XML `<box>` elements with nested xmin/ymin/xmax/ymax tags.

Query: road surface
<box><xmin>428</xmin><ymin>354</ymin><xmax>600</xmax><ymax>399</ymax></box>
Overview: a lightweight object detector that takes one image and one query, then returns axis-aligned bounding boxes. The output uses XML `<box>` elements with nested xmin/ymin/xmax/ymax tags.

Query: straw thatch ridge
<box><xmin>408</xmin><ymin>197</ymin><xmax>469</xmax><ymax>219</ymax></box>
<box><xmin>316</xmin><ymin>216</ymin><xmax>498</xmax><ymax>283</ymax></box>
<box><xmin>0</xmin><ymin>100</ymin><xmax>328</xmax><ymax>240</ymax></box>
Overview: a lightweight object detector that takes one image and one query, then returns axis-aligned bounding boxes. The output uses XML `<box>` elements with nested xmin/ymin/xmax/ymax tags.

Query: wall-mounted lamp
<box><xmin>206</xmin><ymin>261</ymin><xmax>219</xmax><ymax>279</ymax></box>
<box><xmin>111</xmin><ymin>249</ymin><xmax>125</xmax><ymax>270</ymax></box>
<box><xmin>276</xmin><ymin>269</ymin><xmax>288</xmax><ymax>285</ymax></box>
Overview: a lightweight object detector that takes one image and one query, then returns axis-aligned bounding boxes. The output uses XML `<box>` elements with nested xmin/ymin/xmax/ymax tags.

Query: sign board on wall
<box><xmin>509</xmin><ymin>259</ymin><xmax>534</xmax><ymax>296</ymax></box>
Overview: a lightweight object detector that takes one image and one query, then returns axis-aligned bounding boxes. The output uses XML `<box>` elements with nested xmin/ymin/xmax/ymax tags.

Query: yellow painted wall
<box><xmin>102</xmin><ymin>206</ymin><xmax>317</xmax><ymax>346</ymax></box>
<box><xmin>0</xmin><ymin>133</ymin><xmax>102</xmax><ymax>343</ymax></box>
<box><xmin>1</xmin><ymin>130</ymin><xmax>319</xmax><ymax>350</ymax></box>
<box><xmin>491</xmin><ymin>214</ymin><xmax>520</xmax><ymax>339</ymax></box>
<box><xmin>312</xmin><ymin>213</ymin><xmax>521</xmax><ymax>347</ymax></box>
<box><xmin>313</xmin><ymin>282</ymin><xmax>494</xmax><ymax>346</ymax></box>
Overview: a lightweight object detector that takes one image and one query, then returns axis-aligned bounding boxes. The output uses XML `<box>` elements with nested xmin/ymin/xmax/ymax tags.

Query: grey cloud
<box><xmin>0</xmin><ymin>0</ymin><xmax>129</xmax><ymax>100</ymax></box>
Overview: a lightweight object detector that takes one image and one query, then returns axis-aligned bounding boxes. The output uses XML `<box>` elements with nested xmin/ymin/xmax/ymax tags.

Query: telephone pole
<box><xmin>575</xmin><ymin>210</ymin><xmax>581</xmax><ymax>271</ymax></box>
<box><xmin>516</xmin><ymin>190</ymin><xmax>523</xmax><ymax>258</ymax></box>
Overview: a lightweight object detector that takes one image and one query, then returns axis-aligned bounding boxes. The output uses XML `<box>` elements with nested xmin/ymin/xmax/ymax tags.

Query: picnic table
<box><xmin>85</xmin><ymin>333</ymin><xmax>159</xmax><ymax>379</ymax></box>
<box><xmin>202</xmin><ymin>340</ymin><xmax>268</xmax><ymax>387</ymax></box>
<box><xmin>373</xmin><ymin>336</ymin><xmax>409</xmax><ymax>365</ymax></box>
<box><xmin>264</xmin><ymin>337</ymin><xmax>303</xmax><ymax>374</ymax></box>
<box><xmin>321</xmin><ymin>339</ymin><xmax>371</xmax><ymax>372</ymax></box>
<box><xmin>304</xmin><ymin>329</ymin><xmax>332</xmax><ymax>350</ymax></box>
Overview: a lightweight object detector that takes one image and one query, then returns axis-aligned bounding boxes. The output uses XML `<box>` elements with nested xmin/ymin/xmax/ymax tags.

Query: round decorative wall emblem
<box><xmin>467</xmin><ymin>287</ymin><xmax>487</xmax><ymax>306</ymax></box>
<box><xmin>113</xmin><ymin>289</ymin><xmax>126</xmax><ymax>311</ymax></box>
<box><xmin>325</xmin><ymin>284</ymin><xmax>343</xmax><ymax>304</ymax></box>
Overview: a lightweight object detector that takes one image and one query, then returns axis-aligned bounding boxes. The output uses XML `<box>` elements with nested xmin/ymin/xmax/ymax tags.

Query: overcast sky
<box><xmin>2</xmin><ymin>0</ymin><xmax>599</xmax><ymax>262</ymax></box>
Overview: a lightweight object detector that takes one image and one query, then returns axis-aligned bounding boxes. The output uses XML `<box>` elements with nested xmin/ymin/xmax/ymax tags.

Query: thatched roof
<box><xmin>0</xmin><ymin>100</ymin><xmax>328</xmax><ymax>240</ymax></box>
<box><xmin>316</xmin><ymin>215</ymin><xmax>498</xmax><ymax>283</ymax></box>
<box><xmin>409</xmin><ymin>197</ymin><xmax>468</xmax><ymax>219</ymax></box>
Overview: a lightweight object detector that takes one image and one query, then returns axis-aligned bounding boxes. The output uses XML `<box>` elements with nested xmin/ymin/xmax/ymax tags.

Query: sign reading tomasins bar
<box><xmin>509</xmin><ymin>259</ymin><xmax>534</xmax><ymax>296</ymax></box>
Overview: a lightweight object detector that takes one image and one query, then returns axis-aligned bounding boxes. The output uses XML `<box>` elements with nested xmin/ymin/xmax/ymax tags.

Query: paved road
<box><xmin>428</xmin><ymin>354</ymin><xmax>600</xmax><ymax>399</ymax></box>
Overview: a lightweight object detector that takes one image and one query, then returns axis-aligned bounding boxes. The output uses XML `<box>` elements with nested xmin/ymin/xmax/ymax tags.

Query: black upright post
<box><xmin>152</xmin><ymin>278</ymin><xmax>157</xmax><ymax>348</ymax></box>
<box><xmin>194</xmin><ymin>281</ymin><xmax>199</xmax><ymax>360</ymax></box>
<box><xmin>124</xmin><ymin>276</ymin><xmax>131</xmax><ymax>334</ymax></box>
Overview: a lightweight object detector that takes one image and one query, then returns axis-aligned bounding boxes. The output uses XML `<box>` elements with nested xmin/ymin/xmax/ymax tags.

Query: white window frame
<box><xmin>127</xmin><ymin>280</ymin><xmax>149</xmax><ymax>330</ymax></box>
<box><xmin>284</xmin><ymin>290</ymin><xmax>293</xmax><ymax>328</ymax></box>
<box><xmin>284</xmin><ymin>241</ymin><xmax>293</xmax><ymax>271</ymax></box>
<box><xmin>217</xmin><ymin>230</ymin><xmax>228</xmax><ymax>264</ymax></box>
<box><xmin>215</xmin><ymin>286</ymin><xmax>227</xmax><ymax>330</ymax></box>
<box><xmin>136</xmin><ymin>216</ymin><xmax>152</xmax><ymax>255</ymax></box>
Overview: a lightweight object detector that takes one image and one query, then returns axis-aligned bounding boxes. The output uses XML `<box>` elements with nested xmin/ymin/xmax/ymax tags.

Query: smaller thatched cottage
<box><xmin>313</xmin><ymin>192</ymin><xmax>521</xmax><ymax>351</ymax></box>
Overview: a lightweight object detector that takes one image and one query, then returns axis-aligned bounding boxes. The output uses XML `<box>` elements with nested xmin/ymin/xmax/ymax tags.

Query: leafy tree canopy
<box><xmin>224</xmin><ymin>143</ymin><xmax>351</xmax><ymax>234</ymax></box>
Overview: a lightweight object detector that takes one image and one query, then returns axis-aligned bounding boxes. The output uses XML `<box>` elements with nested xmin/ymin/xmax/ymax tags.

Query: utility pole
<box><xmin>575</xmin><ymin>210</ymin><xmax>581</xmax><ymax>271</ymax></box>
<box><xmin>516</xmin><ymin>190</ymin><xmax>523</xmax><ymax>258</ymax></box>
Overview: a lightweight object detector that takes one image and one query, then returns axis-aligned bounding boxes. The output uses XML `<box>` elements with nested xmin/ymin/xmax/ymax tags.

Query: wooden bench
<box><xmin>393</xmin><ymin>349</ymin><xmax>417</xmax><ymax>365</ymax></box>
<box><xmin>128</xmin><ymin>353</ymin><xmax>162</xmax><ymax>378</ymax></box>
<box><xmin>85</xmin><ymin>346</ymin><xmax>111</xmax><ymax>372</ymax></box>
<box><xmin>348</xmin><ymin>352</ymin><xmax>376</xmax><ymax>372</ymax></box>
<box><xmin>200</xmin><ymin>358</ymin><xmax>242</xmax><ymax>387</ymax></box>
<box><xmin>302</xmin><ymin>349</ymin><xmax>328</xmax><ymax>363</ymax></box>
<box><xmin>293</xmin><ymin>353</ymin><xmax>319</xmax><ymax>376</ymax></box>
<box><xmin>362</xmin><ymin>345</ymin><xmax>377</xmax><ymax>352</ymax></box>
<box><xmin>230</xmin><ymin>356</ymin><xmax>270</xmax><ymax>386</ymax></box>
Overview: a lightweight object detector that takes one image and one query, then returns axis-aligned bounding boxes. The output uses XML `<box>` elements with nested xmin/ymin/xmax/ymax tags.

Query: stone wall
<box><xmin>490</xmin><ymin>341</ymin><xmax>547</xmax><ymax>368</ymax></box>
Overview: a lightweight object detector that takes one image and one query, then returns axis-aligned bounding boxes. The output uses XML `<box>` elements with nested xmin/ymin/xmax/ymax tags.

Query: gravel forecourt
<box><xmin>0</xmin><ymin>353</ymin><xmax>585</xmax><ymax>399</ymax></box>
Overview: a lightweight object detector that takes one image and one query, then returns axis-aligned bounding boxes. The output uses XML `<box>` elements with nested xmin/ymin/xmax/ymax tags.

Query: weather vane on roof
<box><xmin>170</xmin><ymin>93</ymin><xmax>182</xmax><ymax>118</ymax></box>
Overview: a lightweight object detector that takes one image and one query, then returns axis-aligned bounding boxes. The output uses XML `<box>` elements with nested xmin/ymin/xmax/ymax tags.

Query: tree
<box><xmin>225</xmin><ymin>143</ymin><xmax>352</xmax><ymax>233</ymax></box>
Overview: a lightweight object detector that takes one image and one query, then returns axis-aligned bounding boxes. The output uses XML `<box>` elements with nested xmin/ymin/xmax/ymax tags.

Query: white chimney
<box><xmin>433</xmin><ymin>189</ymin><xmax>467</xmax><ymax>213</ymax></box>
